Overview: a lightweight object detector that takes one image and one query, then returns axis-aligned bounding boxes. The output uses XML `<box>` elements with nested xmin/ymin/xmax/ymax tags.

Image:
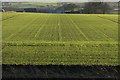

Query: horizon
<box><xmin>1</xmin><ymin>0</ymin><xmax>119</xmax><ymax>2</ymax></box>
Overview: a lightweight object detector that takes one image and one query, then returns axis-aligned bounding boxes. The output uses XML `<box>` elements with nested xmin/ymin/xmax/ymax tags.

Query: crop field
<box><xmin>2</xmin><ymin>12</ymin><xmax>118</xmax><ymax>65</ymax></box>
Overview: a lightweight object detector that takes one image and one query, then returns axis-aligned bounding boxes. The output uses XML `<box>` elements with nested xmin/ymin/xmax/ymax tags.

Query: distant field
<box><xmin>2</xmin><ymin>2</ymin><xmax>58</xmax><ymax>8</ymax></box>
<box><xmin>2</xmin><ymin>12</ymin><xmax>118</xmax><ymax>65</ymax></box>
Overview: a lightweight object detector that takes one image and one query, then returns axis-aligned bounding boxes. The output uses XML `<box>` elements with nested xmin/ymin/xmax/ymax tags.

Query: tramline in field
<box><xmin>2</xmin><ymin>12</ymin><xmax>118</xmax><ymax>65</ymax></box>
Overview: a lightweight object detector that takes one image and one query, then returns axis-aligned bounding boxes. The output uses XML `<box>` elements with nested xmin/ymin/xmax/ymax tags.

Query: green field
<box><xmin>2</xmin><ymin>12</ymin><xmax>118</xmax><ymax>65</ymax></box>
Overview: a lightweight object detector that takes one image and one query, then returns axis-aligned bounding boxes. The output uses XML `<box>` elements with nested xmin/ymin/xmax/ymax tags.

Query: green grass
<box><xmin>2</xmin><ymin>12</ymin><xmax>118</xmax><ymax>65</ymax></box>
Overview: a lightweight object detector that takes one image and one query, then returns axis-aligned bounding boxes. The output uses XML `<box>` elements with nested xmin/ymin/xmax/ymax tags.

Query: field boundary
<box><xmin>2</xmin><ymin>41</ymin><xmax>118</xmax><ymax>46</ymax></box>
<box><xmin>97</xmin><ymin>16</ymin><xmax>119</xmax><ymax>24</ymax></box>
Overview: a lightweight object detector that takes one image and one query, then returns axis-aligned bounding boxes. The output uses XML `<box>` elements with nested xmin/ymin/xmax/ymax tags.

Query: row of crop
<box><xmin>11</xmin><ymin>14</ymin><xmax>48</xmax><ymax>40</ymax></box>
<box><xmin>3</xmin><ymin>13</ymin><xmax>49</xmax><ymax>41</ymax></box>
<box><xmin>35</xmin><ymin>15</ymin><xmax>60</xmax><ymax>41</ymax></box>
<box><xmin>3</xmin><ymin>41</ymin><xmax>118</xmax><ymax>51</ymax></box>
<box><xmin>98</xmin><ymin>15</ymin><xmax>118</xmax><ymax>23</ymax></box>
<box><xmin>3</xmin><ymin>42</ymin><xmax>118</xmax><ymax>65</ymax></box>
<box><xmin>3</xmin><ymin>13</ymin><xmax>118</xmax><ymax>42</ymax></box>
<box><xmin>3</xmin><ymin>13</ymin><xmax>40</xmax><ymax>40</ymax></box>
<box><xmin>2</xmin><ymin>12</ymin><xmax>18</xmax><ymax>21</ymax></box>
<box><xmin>70</xmin><ymin>15</ymin><xmax>118</xmax><ymax>41</ymax></box>
<box><xmin>59</xmin><ymin>15</ymin><xmax>87</xmax><ymax>41</ymax></box>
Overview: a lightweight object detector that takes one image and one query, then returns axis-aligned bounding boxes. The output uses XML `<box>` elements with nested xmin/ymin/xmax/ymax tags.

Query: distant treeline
<box><xmin>2</xmin><ymin>2</ymin><xmax>118</xmax><ymax>14</ymax></box>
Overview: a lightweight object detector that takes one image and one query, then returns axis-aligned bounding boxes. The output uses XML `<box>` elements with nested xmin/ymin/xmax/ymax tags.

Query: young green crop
<box><xmin>3</xmin><ymin>41</ymin><xmax>118</xmax><ymax>65</ymax></box>
<box><xmin>2</xmin><ymin>12</ymin><xmax>118</xmax><ymax>65</ymax></box>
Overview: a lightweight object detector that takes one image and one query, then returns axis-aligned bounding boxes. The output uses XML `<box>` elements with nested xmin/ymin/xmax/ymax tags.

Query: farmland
<box><xmin>2</xmin><ymin>12</ymin><xmax>118</xmax><ymax>65</ymax></box>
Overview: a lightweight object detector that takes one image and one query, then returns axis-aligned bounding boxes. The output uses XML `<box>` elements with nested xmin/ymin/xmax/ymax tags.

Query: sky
<box><xmin>1</xmin><ymin>0</ymin><xmax>119</xmax><ymax>2</ymax></box>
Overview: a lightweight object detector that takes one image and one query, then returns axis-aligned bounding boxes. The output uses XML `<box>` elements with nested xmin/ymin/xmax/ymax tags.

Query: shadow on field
<box><xmin>2</xmin><ymin>65</ymin><xmax>119</xmax><ymax>79</ymax></box>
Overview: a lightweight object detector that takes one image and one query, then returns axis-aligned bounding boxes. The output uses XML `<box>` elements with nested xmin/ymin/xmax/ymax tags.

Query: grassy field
<box><xmin>2</xmin><ymin>12</ymin><xmax>118</xmax><ymax>65</ymax></box>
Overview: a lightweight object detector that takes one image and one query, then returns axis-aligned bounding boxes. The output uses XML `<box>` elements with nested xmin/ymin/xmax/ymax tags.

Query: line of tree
<box><xmin>83</xmin><ymin>2</ymin><xmax>111</xmax><ymax>14</ymax></box>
